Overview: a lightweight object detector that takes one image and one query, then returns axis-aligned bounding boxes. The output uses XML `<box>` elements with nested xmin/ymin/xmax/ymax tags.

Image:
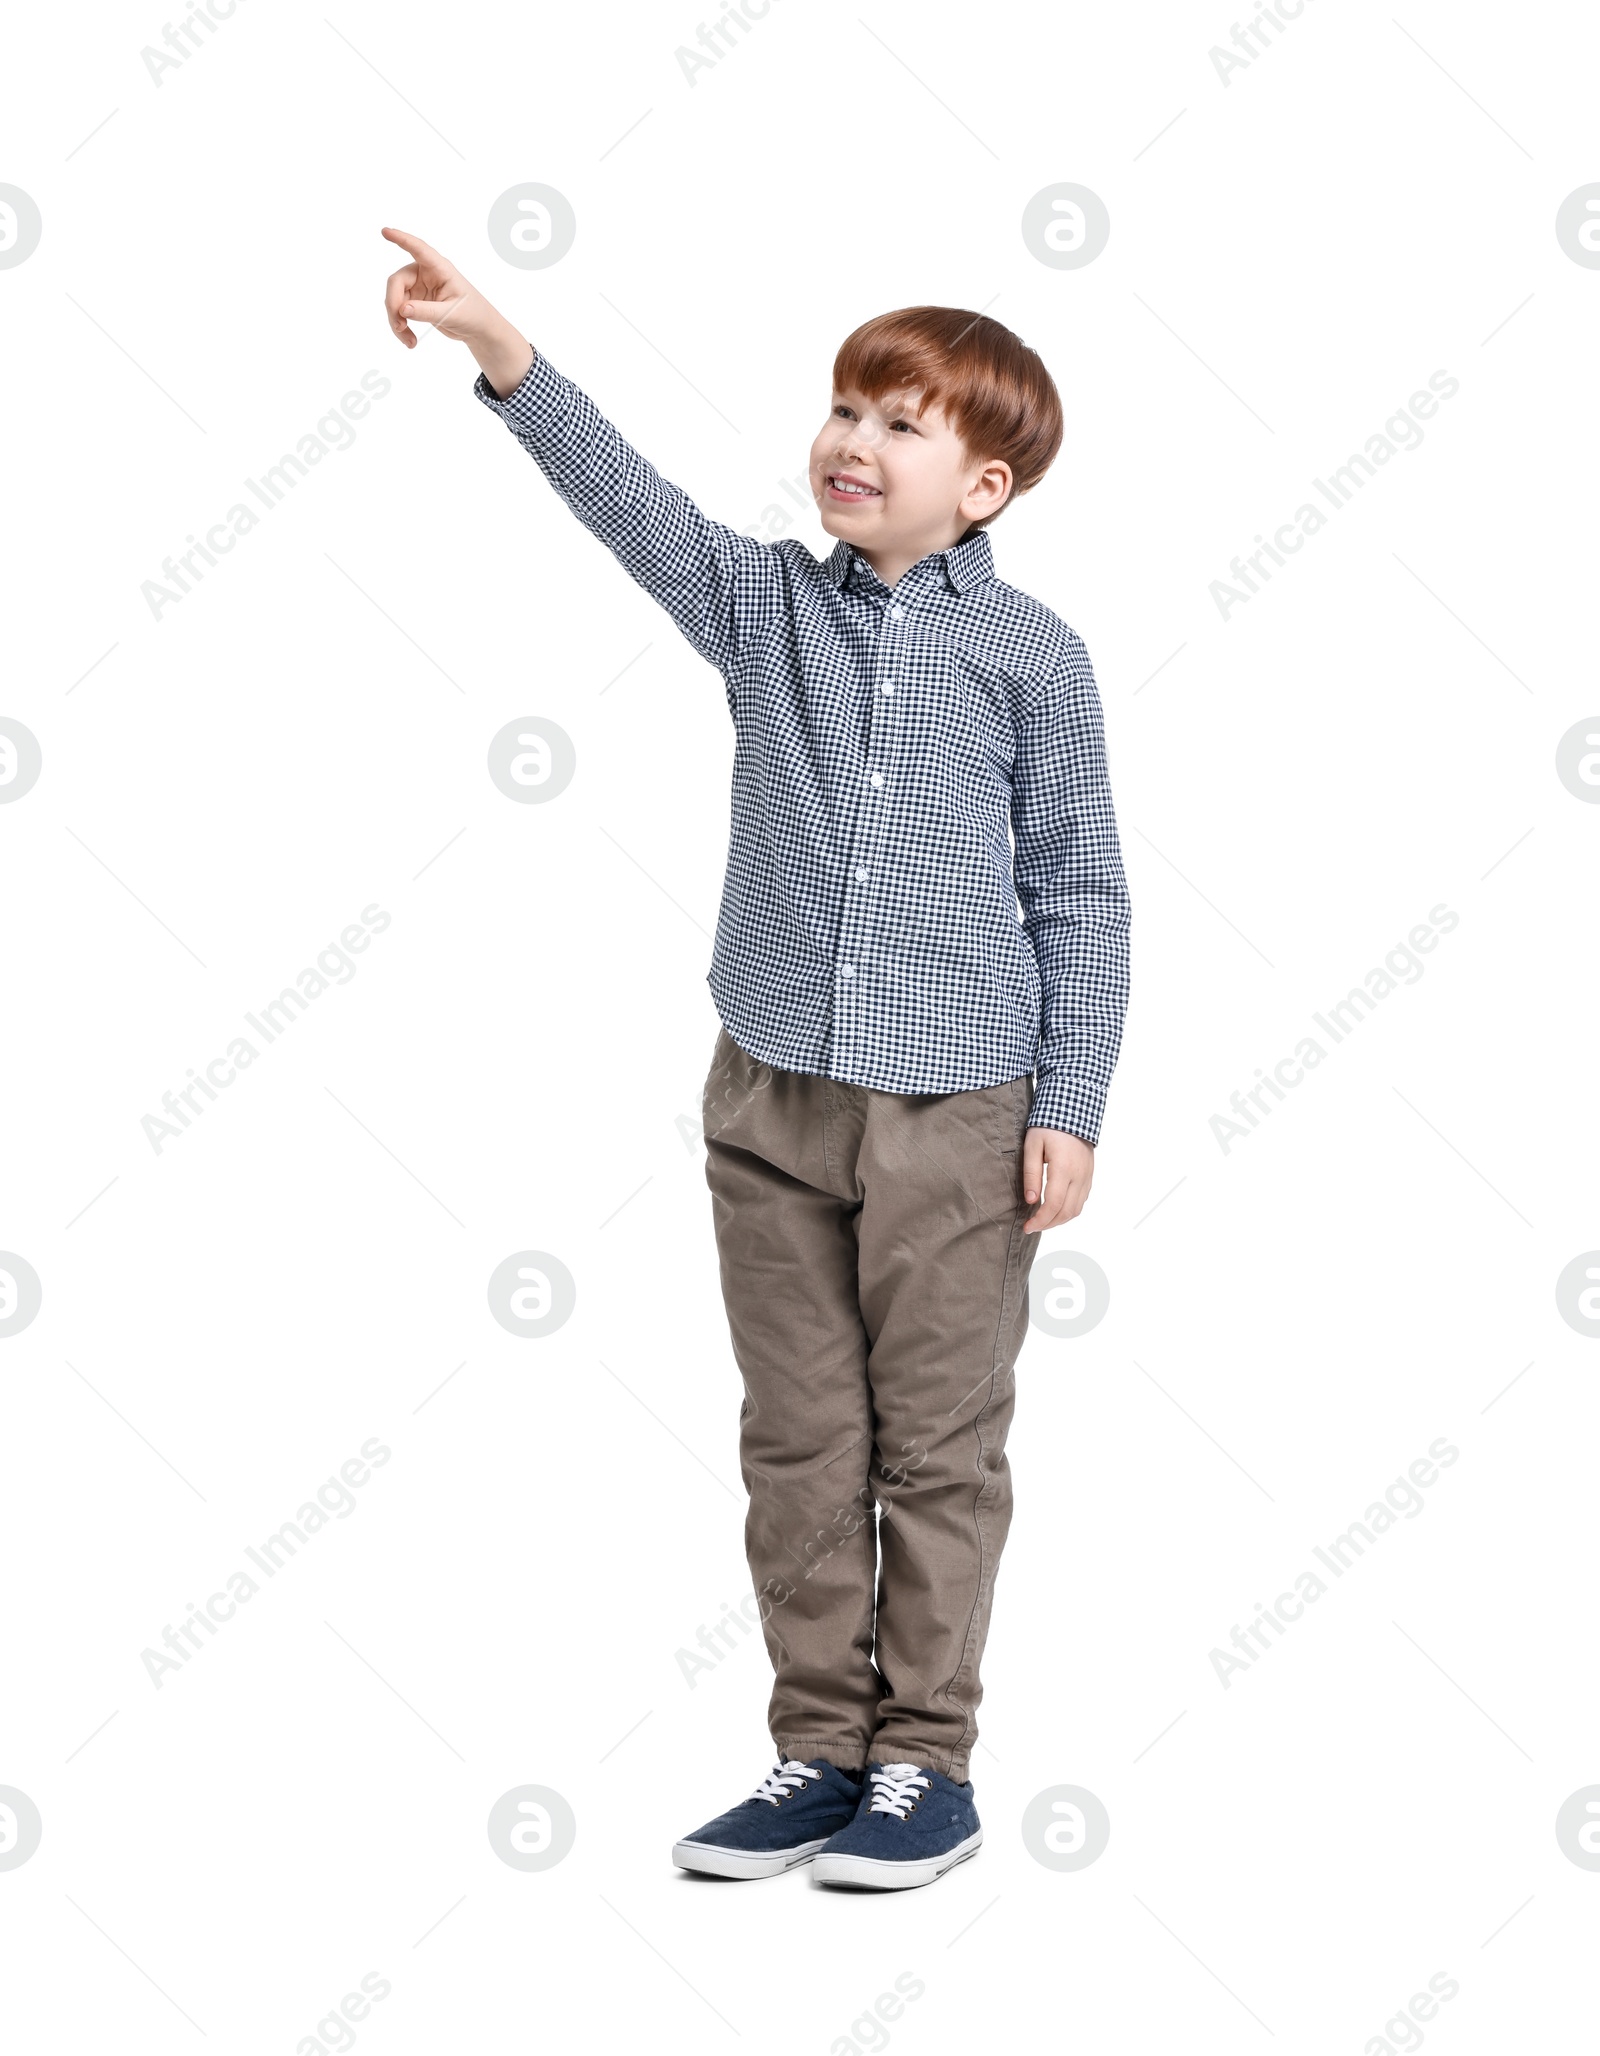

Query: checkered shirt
<box><xmin>474</xmin><ymin>350</ymin><xmax>1131</xmax><ymax>1143</ymax></box>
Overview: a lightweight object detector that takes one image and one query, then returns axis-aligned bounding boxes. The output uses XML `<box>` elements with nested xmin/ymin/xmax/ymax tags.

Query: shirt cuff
<box><xmin>471</xmin><ymin>349</ymin><xmax>569</xmax><ymax>433</ymax></box>
<box><xmin>1027</xmin><ymin>1074</ymin><xmax>1104</xmax><ymax>1148</ymax></box>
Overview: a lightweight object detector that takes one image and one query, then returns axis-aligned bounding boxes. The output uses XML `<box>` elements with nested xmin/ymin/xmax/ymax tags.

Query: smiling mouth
<box><xmin>827</xmin><ymin>473</ymin><xmax>882</xmax><ymax>501</ymax></box>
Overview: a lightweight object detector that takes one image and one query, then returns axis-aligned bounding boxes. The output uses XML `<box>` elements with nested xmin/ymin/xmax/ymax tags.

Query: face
<box><xmin>807</xmin><ymin>382</ymin><xmax>1012</xmax><ymax>583</ymax></box>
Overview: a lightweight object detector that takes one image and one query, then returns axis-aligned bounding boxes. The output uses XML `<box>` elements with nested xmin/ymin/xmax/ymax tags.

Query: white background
<box><xmin>3</xmin><ymin>0</ymin><xmax>1598</xmax><ymax>2048</ymax></box>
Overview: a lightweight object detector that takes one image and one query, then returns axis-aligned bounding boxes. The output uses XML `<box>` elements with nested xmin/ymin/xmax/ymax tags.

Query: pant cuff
<box><xmin>870</xmin><ymin>1742</ymin><xmax>971</xmax><ymax>1782</ymax></box>
<box><xmin>773</xmin><ymin>1736</ymin><xmax>869</xmax><ymax>1773</ymax></box>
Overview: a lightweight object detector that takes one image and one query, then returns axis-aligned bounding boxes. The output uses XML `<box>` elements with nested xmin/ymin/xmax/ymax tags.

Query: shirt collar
<box><xmin>823</xmin><ymin>526</ymin><xmax>994</xmax><ymax>601</ymax></box>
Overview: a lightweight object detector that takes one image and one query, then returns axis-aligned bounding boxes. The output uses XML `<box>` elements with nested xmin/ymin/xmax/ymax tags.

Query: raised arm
<box><xmin>382</xmin><ymin>226</ymin><xmax>783</xmax><ymax>676</ymax></box>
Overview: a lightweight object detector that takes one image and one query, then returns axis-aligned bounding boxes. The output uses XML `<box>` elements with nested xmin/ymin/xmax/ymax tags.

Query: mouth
<box><xmin>825</xmin><ymin>472</ymin><xmax>882</xmax><ymax>504</ymax></box>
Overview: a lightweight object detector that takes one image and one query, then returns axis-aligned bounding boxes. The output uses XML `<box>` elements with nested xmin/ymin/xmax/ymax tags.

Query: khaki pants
<box><xmin>701</xmin><ymin>1024</ymin><xmax>1039</xmax><ymax>1781</ymax></box>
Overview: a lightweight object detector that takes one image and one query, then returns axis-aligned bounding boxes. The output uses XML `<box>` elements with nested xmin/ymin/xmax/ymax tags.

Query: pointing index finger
<box><xmin>381</xmin><ymin>225</ymin><xmax>441</xmax><ymax>267</ymax></box>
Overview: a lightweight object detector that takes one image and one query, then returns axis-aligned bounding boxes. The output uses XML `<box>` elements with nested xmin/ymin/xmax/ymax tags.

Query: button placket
<box><xmin>834</xmin><ymin>590</ymin><xmax>905</xmax><ymax>1057</ymax></box>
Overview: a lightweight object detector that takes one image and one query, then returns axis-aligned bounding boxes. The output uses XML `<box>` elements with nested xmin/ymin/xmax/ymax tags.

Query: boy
<box><xmin>382</xmin><ymin>226</ymin><xmax>1131</xmax><ymax>1891</ymax></box>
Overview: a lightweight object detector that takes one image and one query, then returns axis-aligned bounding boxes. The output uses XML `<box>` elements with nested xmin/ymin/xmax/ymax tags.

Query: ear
<box><xmin>960</xmin><ymin>456</ymin><xmax>1013</xmax><ymax>522</ymax></box>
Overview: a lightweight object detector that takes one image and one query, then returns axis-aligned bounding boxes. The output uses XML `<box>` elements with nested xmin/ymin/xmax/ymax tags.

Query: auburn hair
<box><xmin>831</xmin><ymin>306</ymin><xmax>1064</xmax><ymax>534</ymax></box>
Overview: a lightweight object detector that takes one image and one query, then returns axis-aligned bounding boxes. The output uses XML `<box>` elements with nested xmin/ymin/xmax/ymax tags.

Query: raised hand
<box><xmin>381</xmin><ymin>226</ymin><xmax>533</xmax><ymax>397</ymax></box>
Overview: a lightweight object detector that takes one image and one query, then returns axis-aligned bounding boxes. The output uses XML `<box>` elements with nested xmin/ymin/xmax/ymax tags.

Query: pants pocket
<box><xmin>704</xmin><ymin>1025</ymin><xmax>773</xmax><ymax>1146</ymax></box>
<box><xmin>703</xmin><ymin>1027</ymin><xmax>738</xmax><ymax>1141</ymax></box>
<box><xmin>969</xmin><ymin>1074</ymin><xmax>1032</xmax><ymax>1159</ymax></box>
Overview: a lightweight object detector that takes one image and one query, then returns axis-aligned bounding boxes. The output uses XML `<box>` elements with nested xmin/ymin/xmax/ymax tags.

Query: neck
<box><xmin>854</xmin><ymin>523</ymin><xmax>973</xmax><ymax>591</ymax></box>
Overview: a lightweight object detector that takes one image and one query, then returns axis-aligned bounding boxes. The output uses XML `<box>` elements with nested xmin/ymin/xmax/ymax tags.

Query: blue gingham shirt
<box><xmin>474</xmin><ymin>352</ymin><xmax>1131</xmax><ymax>1143</ymax></box>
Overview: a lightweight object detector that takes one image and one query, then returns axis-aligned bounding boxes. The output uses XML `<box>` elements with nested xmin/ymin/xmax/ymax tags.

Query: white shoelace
<box><xmin>748</xmin><ymin>1759</ymin><xmax>823</xmax><ymax>1807</ymax></box>
<box><xmin>867</xmin><ymin>1764</ymin><xmax>930</xmax><ymax>1818</ymax></box>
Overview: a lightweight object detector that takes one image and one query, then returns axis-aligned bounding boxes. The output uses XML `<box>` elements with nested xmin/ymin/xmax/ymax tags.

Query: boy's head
<box><xmin>808</xmin><ymin>306</ymin><xmax>1063</xmax><ymax>583</ymax></box>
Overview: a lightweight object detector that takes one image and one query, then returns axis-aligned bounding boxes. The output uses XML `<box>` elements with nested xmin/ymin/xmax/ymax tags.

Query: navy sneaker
<box><xmin>812</xmin><ymin>1762</ymin><xmax>982</xmax><ymax>1890</ymax></box>
<box><xmin>672</xmin><ymin>1758</ymin><xmax>865</xmax><ymax>1879</ymax></box>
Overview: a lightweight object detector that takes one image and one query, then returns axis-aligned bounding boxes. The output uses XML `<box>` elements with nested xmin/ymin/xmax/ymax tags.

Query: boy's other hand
<box><xmin>381</xmin><ymin>227</ymin><xmax>533</xmax><ymax>398</ymax></box>
<box><xmin>1021</xmin><ymin>1128</ymin><xmax>1093</xmax><ymax>1233</ymax></box>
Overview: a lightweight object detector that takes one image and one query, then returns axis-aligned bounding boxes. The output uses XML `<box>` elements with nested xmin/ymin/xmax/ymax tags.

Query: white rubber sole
<box><xmin>672</xmin><ymin>1835</ymin><xmax>832</xmax><ymax>1880</ymax></box>
<box><xmin>813</xmin><ymin>1828</ymin><xmax>983</xmax><ymax>1891</ymax></box>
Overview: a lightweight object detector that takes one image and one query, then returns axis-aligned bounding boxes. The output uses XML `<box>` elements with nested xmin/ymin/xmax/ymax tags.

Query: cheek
<box><xmin>888</xmin><ymin>447</ymin><xmax>941</xmax><ymax>499</ymax></box>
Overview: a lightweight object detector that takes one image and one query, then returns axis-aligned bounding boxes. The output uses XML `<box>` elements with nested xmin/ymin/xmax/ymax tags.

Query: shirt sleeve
<box><xmin>1010</xmin><ymin>630</ymin><xmax>1132</xmax><ymax>1145</ymax></box>
<box><xmin>472</xmin><ymin>351</ymin><xmax>784</xmax><ymax>678</ymax></box>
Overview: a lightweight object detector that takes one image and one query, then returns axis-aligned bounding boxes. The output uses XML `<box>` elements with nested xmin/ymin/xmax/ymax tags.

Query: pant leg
<box><xmin>854</xmin><ymin>1069</ymin><xmax>1039</xmax><ymax>1781</ymax></box>
<box><xmin>701</xmin><ymin>1026</ymin><xmax>880</xmax><ymax>1772</ymax></box>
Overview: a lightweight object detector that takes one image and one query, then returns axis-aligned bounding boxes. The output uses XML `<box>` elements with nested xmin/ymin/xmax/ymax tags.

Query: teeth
<box><xmin>832</xmin><ymin>477</ymin><xmax>878</xmax><ymax>495</ymax></box>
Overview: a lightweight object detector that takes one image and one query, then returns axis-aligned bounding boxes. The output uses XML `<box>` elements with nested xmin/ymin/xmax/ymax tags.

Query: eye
<box><xmin>833</xmin><ymin>404</ymin><xmax>856</xmax><ymax>420</ymax></box>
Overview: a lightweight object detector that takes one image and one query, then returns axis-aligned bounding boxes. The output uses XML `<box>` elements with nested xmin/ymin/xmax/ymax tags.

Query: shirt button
<box><xmin>841</xmin><ymin>962</ymin><xmax>855</xmax><ymax>978</ymax></box>
<box><xmin>889</xmin><ymin>605</ymin><xmax>904</xmax><ymax>621</ymax></box>
<box><xmin>854</xmin><ymin>867</ymin><xmax>868</xmax><ymax>882</ymax></box>
<box><xmin>870</xmin><ymin>772</ymin><xmax>883</xmax><ymax>787</ymax></box>
<box><xmin>881</xmin><ymin>682</ymin><xmax>894</xmax><ymax>696</ymax></box>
